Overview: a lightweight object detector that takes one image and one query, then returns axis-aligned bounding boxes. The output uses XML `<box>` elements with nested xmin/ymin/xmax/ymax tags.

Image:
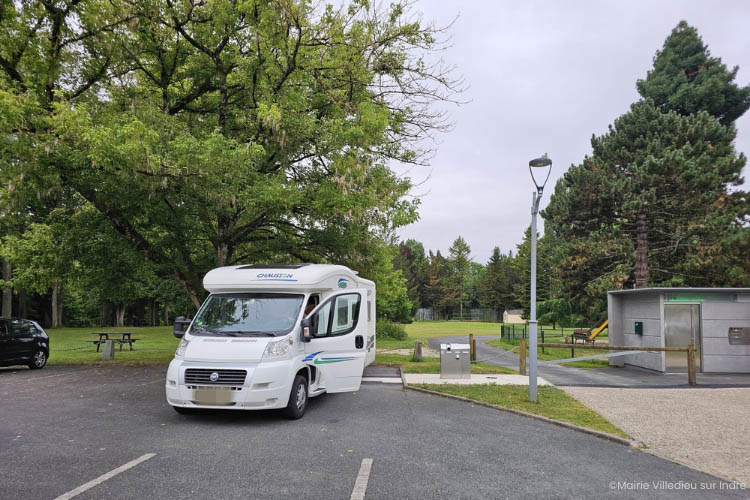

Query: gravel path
<box><xmin>562</xmin><ymin>386</ymin><xmax>750</xmax><ymax>485</ymax></box>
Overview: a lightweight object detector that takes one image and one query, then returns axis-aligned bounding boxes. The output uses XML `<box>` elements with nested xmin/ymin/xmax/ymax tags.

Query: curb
<box><xmin>402</xmin><ymin>379</ymin><xmax>642</xmax><ymax>449</ymax></box>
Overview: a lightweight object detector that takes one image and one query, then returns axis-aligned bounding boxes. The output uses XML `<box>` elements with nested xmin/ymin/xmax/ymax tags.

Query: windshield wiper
<box><xmin>191</xmin><ymin>325</ymin><xmax>218</xmax><ymax>335</ymax></box>
<box><xmin>221</xmin><ymin>331</ymin><xmax>277</xmax><ymax>337</ymax></box>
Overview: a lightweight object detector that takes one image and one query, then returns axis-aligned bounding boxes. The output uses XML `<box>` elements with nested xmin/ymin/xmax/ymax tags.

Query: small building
<box><xmin>503</xmin><ymin>309</ymin><xmax>526</xmax><ymax>324</ymax></box>
<box><xmin>608</xmin><ymin>288</ymin><xmax>750</xmax><ymax>373</ymax></box>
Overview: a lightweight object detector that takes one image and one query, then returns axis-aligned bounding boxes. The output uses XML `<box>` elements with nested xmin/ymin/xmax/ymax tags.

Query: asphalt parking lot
<box><xmin>1</xmin><ymin>365</ymin><xmax>746</xmax><ymax>500</ymax></box>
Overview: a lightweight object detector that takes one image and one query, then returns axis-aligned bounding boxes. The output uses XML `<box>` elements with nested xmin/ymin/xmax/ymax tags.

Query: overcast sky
<box><xmin>393</xmin><ymin>0</ymin><xmax>750</xmax><ymax>264</ymax></box>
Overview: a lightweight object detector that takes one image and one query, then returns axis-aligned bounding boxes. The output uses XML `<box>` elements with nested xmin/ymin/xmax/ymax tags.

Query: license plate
<box><xmin>193</xmin><ymin>386</ymin><xmax>233</xmax><ymax>404</ymax></box>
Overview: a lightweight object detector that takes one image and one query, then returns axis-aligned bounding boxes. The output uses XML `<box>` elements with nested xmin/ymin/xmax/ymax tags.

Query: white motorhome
<box><xmin>165</xmin><ymin>264</ymin><xmax>376</xmax><ymax>418</ymax></box>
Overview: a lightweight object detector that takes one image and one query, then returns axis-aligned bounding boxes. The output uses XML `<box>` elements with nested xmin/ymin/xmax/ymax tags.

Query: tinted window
<box><xmin>0</xmin><ymin>320</ymin><xmax>7</xmax><ymax>336</ymax></box>
<box><xmin>9</xmin><ymin>319</ymin><xmax>37</xmax><ymax>336</ymax></box>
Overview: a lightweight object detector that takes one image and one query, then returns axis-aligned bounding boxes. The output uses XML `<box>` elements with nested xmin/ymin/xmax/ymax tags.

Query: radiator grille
<box><xmin>184</xmin><ymin>368</ymin><xmax>247</xmax><ymax>386</ymax></box>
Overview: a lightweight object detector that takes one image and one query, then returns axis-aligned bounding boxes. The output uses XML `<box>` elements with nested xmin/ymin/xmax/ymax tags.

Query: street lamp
<box><xmin>528</xmin><ymin>154</ymin><xmax>552</xmax><ymax>402</ymax></box>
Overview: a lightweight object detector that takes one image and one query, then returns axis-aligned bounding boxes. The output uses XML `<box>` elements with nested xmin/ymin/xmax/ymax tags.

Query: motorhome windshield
<box><xmin>191</xmin><ymin>293</ymin><xmax>304</xmax><ymax>337</ymax></box>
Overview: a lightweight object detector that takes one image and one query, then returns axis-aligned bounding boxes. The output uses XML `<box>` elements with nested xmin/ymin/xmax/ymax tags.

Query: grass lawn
<box><xmin>419</xmin><ymin>384</ymin><xmax>629</xmax><ymax>439</ymax></box>
<box><xmin>378</xmin><ymin>321</ymin><xmax>504</xmax><ymax>349</ymax></box>
<box><xmin>374</xmin><ymin>353</ymin><xmax>516</xmax><ymax>374</ymax></box>
<box><xmin>485</xmin><ymin>337</ymin><xmax>614</xmax><ymax>369</ymax></box>
<box><xmin>47</xmin><ymin>326</ymin><xmax>177</xmax><ymax>365</ymax></box>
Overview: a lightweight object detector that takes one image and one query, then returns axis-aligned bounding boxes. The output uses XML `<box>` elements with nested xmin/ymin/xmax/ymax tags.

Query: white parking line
<box><xmin>349</xmin><ymin>458</ymin><xmax>373</xmax><ymax>500</ymax></box>
<box><xmin>53</xmin><ymin>453</ymin><xmax>156</xmax><ymax>500</ymax></box>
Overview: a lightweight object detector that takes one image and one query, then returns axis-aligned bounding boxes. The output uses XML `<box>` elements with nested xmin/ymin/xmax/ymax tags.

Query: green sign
<box><xmin>665</xmin><ymin>293</ymin><xmax>736</xmax><ymax>303</ymax></box>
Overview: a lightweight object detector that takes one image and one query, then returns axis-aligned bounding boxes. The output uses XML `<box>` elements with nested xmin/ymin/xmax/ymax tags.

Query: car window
<box><xmin>310</xmin><ymin>293</ymin><xmax>361</xmax><ymax>337</ymax></box>
<box><xmin>0</xmin><ymin>320</ymin><xmax>7</xmax><ymax>336</ymax></box>
<box><xmin>313</xmin><ymin>302</ymin><xmax>331</xmax><ymax>337</ymax></box>
<box><xmin>331</xmin><ymin>294</ymin><xmax>360</xmax><ymax>335</ymax></box>
<box><xmin>9</xmin><ymin>319</ymin><xmax>35</xmax><ymax>336</ymax></box>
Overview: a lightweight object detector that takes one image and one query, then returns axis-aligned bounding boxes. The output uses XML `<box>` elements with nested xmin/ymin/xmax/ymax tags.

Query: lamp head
<box><xmin>529</xmin><ymin>154</ymin><xmax>552</xmax><ymax>192</ymax></box>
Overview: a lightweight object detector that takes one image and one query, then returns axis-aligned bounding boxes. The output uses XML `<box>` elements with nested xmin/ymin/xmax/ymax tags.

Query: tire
<box><xmin>284</xmin><ymin>374</ymin><xmax>308</xmax><ymax>419</ymax></box>
<box><xmin>172</xmin><ymin>405</ymin><xmax>201</xmax><ymax>415</ymax></box>
<box><xmin>28</xmin><ymin>350</ymin><xmax>47</xmax><ymax>370</ymax></box>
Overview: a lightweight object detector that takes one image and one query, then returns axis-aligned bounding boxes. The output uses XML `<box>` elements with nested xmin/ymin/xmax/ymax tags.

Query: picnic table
<box><xmin>571</xmin><ymin>328</ymin><xmax>592</xmax><ymax>344</ymax></box>
<box><xmin>89</xmin><ymin>332</ymin><xmax>140</xmax><ymax>352</ymax></box>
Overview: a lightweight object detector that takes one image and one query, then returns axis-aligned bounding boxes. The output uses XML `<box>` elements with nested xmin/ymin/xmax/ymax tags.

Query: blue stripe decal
<box><xmin>303</xmin><ymin>351</ymin><xmax>323</xmax><ymax>362</ymax></box>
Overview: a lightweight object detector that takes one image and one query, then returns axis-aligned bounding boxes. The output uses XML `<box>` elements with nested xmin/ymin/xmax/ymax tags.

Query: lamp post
<box><xmin>528</xmin><ymin>154</ymin><xmax>552</xmax><ymax>402</ymax></box>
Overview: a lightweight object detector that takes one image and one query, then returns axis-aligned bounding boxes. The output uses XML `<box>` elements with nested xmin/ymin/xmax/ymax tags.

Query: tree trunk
<box><xmin>150</xmin><ymin>298</ymin><xmax>157</xmax><ymax>326</ymax></box>
<box><xmin>163</xmin><ymin>304</ymin><xmax>169</xmax><ymax>326</ymax></box>
<box><xmin>18</xmin><ymin>289</ymin><xmax>26</xmax><ymax>318</ymax></box>
<box><xmin>2</xmin><ymin>260</ymin><xmax>12</xmax><ymax>317</ymax></box>
<box><xmin>100</xmin><ymin>303</ymin><xmax>110</xmax><ymax>327</ymax></box>
<box><xmin>635</xmin><ymin>214</ymin><xmax>649</xmax><ymax>288</ymax></box>
<box><xmin>115</xmin><ymin>305</ymin><xmax>126</xmax><ymax>327</ymax></box>
<box><xmin>51</xmin><ymin>280</ymin><xmax>62</xmax><ymax>328</ymax></box>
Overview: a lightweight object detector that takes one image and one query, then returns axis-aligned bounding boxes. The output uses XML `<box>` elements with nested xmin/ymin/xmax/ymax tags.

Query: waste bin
<box><xmin>440</xmin><ymin>343</ymin><xmax>471</xmax><ymax>379</ymax></box>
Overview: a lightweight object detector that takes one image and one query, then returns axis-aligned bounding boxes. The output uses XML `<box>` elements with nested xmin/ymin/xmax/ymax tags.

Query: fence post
<box><xmin>413</xmin><ymin>340</ymin><xmax>423</xmax><ymax>362</ymax></box>
<box><xmin>469</xmin><ymin>334</ymin><xmax>476</xmax><ymax>361</ymax></box>
<box><xmin>519</xmin><ymin>338</ymin><xmax>526</xmax><ymax>376</ymax></box>
<box><xmin>687</xmin><ymin>344</ymin><xmax>696</xmax><ymax>386</ymax></box>
<box><xmin>541</xmin><ymin>330</ymin><xmax>545</xmax><ymax>354</ymax></box>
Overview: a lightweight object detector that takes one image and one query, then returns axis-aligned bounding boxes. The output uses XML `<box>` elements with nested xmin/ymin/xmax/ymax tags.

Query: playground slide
<box><xmin>588</xmin><ymin>319</ymin><xmax>608</xmax><ymax>341</ymax></box>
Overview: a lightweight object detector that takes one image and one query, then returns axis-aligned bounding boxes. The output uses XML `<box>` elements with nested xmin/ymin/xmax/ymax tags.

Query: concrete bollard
<box><xmin>413</xmin><ymin>340</ymin><xmax>423</xmax><ymax>362</ymax></box>
<box><xmin>101</xmin><ymin>340</ymin><xmax>115</xmax><ymax>361</ymax></box>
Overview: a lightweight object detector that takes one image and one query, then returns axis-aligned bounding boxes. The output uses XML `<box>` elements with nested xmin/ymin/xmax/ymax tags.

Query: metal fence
<box><xmin>415</xmin><ymin>308</ymin><xmax>502</xmax><ymax>322</ymax></box>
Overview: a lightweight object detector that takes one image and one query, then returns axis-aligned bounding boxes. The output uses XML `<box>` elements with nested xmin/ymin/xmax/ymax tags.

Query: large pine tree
<box><xmin>543</xmin><ymin>21</ymin><xmax>749</xmax><ymax>316</ymax></box>
<box><xmin>637</xmin><ymin>21</ymin><xmax>750</xmax><ymax>125</ymax></box>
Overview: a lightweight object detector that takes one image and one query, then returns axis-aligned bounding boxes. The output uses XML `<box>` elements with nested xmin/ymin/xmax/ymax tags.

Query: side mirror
<box><xmin>301</xmin><ymin>318</ymin><xmax>312</xmax><ymax>343</ymax></box>
<box><xmin>173</xmin><ymin>316</ymin><xmax>192</xmax><ymax>338</ymax></box>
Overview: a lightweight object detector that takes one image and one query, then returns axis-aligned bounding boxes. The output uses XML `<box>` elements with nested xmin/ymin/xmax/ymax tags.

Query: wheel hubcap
<box><xmin>34</xmin><ymin>352</ymin><xmax>45</xmax><ymax>367</ymax></box>
<box><xmin>296</xmin><ymin>384</ymin><xmax>307</xmax><ymax>411</ymax></box>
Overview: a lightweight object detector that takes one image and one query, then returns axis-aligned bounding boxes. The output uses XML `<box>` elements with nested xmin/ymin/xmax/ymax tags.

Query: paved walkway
<box><xmin>563</xmin><ymin>386</ymin><xmax>750</xmax><ymax>485</ymax></box>
<box><xmin>404</xmin><ymin>373</ymin><xmax>551</xmax><ymax>385</ymax></box>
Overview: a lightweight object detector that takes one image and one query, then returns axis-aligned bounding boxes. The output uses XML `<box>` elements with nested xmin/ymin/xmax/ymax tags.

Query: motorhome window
<box><xmin>330</xmin><ymin>294</ymin><xmax>361</xmax><ymax>336</ymax></box>
<box><xmin>310</xmin><ymin>293</ymin><xmax>361</xmax><ymax>337</ymax></box>
<box><xmin>191</xmin><ymin>293</ymin><xmax>303</xmax><ymax>336</ymax></box>
<box><xmin>313</xmin><ymin>301</ymin><xmax>331</xmax><ymax>337</ymax></box>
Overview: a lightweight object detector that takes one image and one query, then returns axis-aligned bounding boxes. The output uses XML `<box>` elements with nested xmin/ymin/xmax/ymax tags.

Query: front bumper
<box><xmin>165</xmin><ymin>358</ymin><xmax>292</xmax><ymax>410</ymax></box>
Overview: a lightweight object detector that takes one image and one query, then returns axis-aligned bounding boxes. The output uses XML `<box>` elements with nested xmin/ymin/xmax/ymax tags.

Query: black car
<box><xmin>0</xmin><ymin>318</ymin><xmax>49</xmax><ymax>369</ymax></box>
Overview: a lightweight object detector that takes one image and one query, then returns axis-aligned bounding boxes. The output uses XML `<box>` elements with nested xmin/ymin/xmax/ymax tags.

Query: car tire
<box><xmin>284</xmin><ymin>374</ymin><xmax>308</xmax><ymax>419</ymax></box>
<box><xmin>28</xmin><ymin>350</ymin><xmax>47</xmax><ymax>369</ymax></box>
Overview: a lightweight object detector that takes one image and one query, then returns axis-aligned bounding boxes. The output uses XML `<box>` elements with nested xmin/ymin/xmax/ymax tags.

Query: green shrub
<box><xmin>376</xmin><ymin>319</ymin><xmax>407</xmax><ymax>340</ymax></box>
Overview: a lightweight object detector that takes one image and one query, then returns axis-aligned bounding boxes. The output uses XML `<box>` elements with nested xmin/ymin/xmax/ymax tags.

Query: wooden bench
<box><xmin>572</xmin><ymin>329</ymin><xmax>592</xmax><ymax>344</ymax></box>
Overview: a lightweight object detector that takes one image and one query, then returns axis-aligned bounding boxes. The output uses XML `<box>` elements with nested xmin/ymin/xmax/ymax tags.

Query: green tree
<box><xmin>544</xmin><ymin>102</ymin><xmax>748</xmax><ymax>316</ymax></box>
<box><xmin>446</xmin><ymin>236</ymin><xmax>471</xmax><ymax>320</ymax></box>
<box><xmin>2</xmin><ymin>0</ymin><xmax>458</xmax><ymax>311</ymax></box>
<box><xmin>477</xmin><ymin>247</ymin><xmax>521</xmax><ymax>313</ymax></box>
<box><xmin>637</xmin><ymin>21</ymin><xmax>750</xmax><ymax>126</ymax></box>
<box><xmin>393</xmin><ymin>239</ymin><xmax>429</xmax><ymax>314</ymax></box>
<box><xmin>424</xmin><ymin>250</ymin><xmax>447</xmax><ymax>319</ymax></box>
<box><xmin>512</xmin><ymin>229</ymin><xmax>557</xmax><ymax>318</ymax></box>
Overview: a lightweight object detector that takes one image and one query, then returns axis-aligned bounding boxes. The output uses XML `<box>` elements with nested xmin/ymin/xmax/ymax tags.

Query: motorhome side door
<box><xmin>303</xmin><ymin>290</ymin><xmax>367</xmax><ymax>393</ymax></box>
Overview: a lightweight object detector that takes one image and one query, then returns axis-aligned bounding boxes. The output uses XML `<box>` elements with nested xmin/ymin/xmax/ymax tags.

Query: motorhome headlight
<box><xmin>175</xmin><ymin>337</ymin><xmax>190</xmax><ymax>357</ymax></box>
<box><xmin>263</xmin><ymin>338</ymin><xmax>291</xmax><ymax>359</ymax></box>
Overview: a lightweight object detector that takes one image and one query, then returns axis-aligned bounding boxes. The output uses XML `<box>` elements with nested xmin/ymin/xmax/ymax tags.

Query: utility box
<box><xmin>440</xmin><ymin>343</ymin><xmax>470</xmax><ymax>379</ymax></box>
